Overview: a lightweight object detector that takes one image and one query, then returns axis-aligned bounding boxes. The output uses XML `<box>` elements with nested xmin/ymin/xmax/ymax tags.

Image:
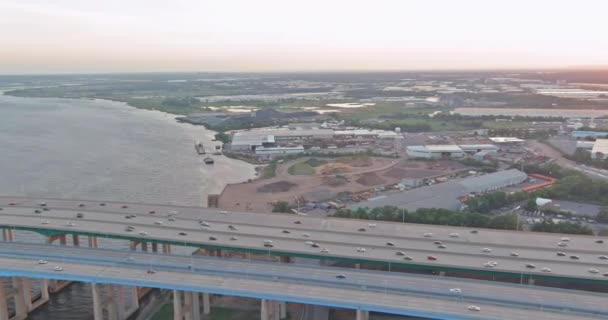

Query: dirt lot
<box><xmin>218</xmin><ymin>157</ymin><xmax>467</xmax><ymax>212</ymax></box>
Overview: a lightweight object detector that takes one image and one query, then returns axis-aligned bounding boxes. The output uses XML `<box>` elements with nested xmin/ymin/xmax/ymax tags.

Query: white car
<box><xmin>368</xmin><ymin>223</ymin><xmax>377</xmax><ymax>227</ymax></box>
<box><xmin>139</xmin><ymin>231</ymin><xmax>148</xmax><ymax>236</ymax></box>
<box><xmin>154</xmin><ymin>220</ymin><xmax>163</xmax><ymax>225</ymax></box>
<box><xmin>423</xmin><ymin>233</ymin><xmax>433</xmax><ymax>237</ymax></box>
<box><xmin>450</xmin><ymin>233</ymin><xmax>459</xmax><ymax>238</ymax></box>
<box><xmin>54</xmin><ymin>266</ymin><xmax>64</xmax><ymax>272</ymax></box>
<box><xmin>467</xmin><ymin>305</ymin><xmax>481</xmax><ymax>312</ymax></box>
<box><xmin>41</xmin><ymin>220</ymin><xmax>50</xmax><ymax>225</ymax></box>
<box><xmin>305</xmin><ymin>241</ymin><xmax>314</xmax><ymax>245</ymax></box>
<box><xmin>263</xmin><ymin>240</ymin><xmax>273</xmax><ymax>244</ymax></box>
<box><xmin>589</xmin><ymin>268</ymin><xmax>600</xmax><ymax>274</ymax></box>
<box><xmin>510</xmin><ymin>252</ymin><xmax>519</xmax><ymax>257</ymax></box>
<box><xmin>302</xmin><ymin>233</ymin><xmax>311</xmax><ymax>238</ymax></box>
<box><xmin>220</xmin><ymin>210</ymin><xmax>229</xmax><ymax>214</ymax></box>
<box><xmin>484</xmin><ymin>261</ymin><xmax>498</xmax><ymax>268</ymax></box>
<box><xmin>168</xmin><ymin>210</ymin><xmax>178</xmax><ymax>215</ymax></box>
<box><xmin>356</xmin><ymin>247</ymin><xmax>366</xmax><ymax>253</ymax></box>
<box><xmin>449</xmin><ymin>288</ymin><xmax>462</xmax><ymax>293</ymax></box>
<box><xmin>200</xmin><ymin>221</ymin><xmax>210</xmax><ymax>227</ymax></box>
<box><xmin>541</xmin><ymin>267</ymin><xmax>552</xmax><ymax>273</ymax></box>
<box><xmin>395</xmin><ymin>251</ymin><xmax>406</xmax><ymax>256</ymax></box>
<box><xmin>321</xmin><ymin>248</ymin><xmax>329</xmax><ymax>253</ymax></box>
<box><xmin>38</xmin><ymin>259</ymin><xmax>48</xmax><ymax>264</ymax></box>
<box><xmin>557</xmin><ymin>242</ymin><xmax>567</xmax><ymax>247</ymax></box>
<box><xmin>66</xmin><ymin>222</ymin><xmax>76</xmax><ymax>227</ymax></box>
<box><xmin>561</xmin><ymin>237</ymin><xmax>570</xmax><ymax>242</ymax></box>
<box><xmin>482</xmin><ymin>248</ymin><xmax>492</xmax><ymax>253</ymax></box>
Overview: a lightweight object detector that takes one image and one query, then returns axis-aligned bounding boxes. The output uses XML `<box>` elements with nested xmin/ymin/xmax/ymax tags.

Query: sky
<box><xmin>1</xmin><ymin>0</ymin><xmax>608</xmax><ymax>74</ymax></box>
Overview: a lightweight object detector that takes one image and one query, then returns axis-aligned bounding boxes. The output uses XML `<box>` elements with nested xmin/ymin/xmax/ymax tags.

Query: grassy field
<box><xmin>287</xmin><ymin>162</ymin><xmax>315</xmax><ymax>175</ymax></box>
<box><xmin>262</xmin><ymin>161</ymin><xmax>278</xmax><ymax>179</ymax></box>
<box><xmin>150</xmin><ymin>304</ymin><xmax>261</xmax><ymax>320</ymax></box>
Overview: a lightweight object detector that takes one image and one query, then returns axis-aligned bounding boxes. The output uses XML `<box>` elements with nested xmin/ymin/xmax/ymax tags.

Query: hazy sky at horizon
<box><xmin>1</xmin><ymin>0</ymin><xmax>607</xmax><ymax>74</ymax></box>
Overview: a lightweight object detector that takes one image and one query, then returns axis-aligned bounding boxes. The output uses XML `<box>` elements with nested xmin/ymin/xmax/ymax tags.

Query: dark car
<box><xmin>427</xmin><ymin>256</ymin><xmax>437</xmax><ymax>261</ymax></box>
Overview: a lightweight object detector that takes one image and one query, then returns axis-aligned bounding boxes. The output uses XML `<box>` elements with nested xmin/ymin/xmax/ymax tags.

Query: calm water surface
<box><xmin>0</xmin><ymin>94</ymin><xmax>256</xmax><ymax>319</ymax></box>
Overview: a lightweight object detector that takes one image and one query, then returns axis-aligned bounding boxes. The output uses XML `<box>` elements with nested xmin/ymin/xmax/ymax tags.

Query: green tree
<box><xmin>272</xmin><ymin>201</ymin><xmax>294</xmax><ymax>213</ymax></box>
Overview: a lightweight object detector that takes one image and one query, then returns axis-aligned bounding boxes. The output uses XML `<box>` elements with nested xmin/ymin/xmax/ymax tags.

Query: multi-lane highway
<box><xmin>1</xmin><ymin>196</ymin><xmax>608</xmax><ymax>283</ymax></box>
<box><xmin>0</xmin><ymin>242</ymin><xmax>607</xmax><ymax>320</ymax></box>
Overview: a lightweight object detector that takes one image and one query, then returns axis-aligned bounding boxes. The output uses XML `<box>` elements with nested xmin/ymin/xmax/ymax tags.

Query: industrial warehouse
<box><xmin>406</xmin><ymin>144</ymin><xmax>498</xmax><ymax>159</ymax></box>
<box><xmin>351</xmin><ymin>169</ymin><xmax>528</xmax><ymax>212</ymax></box>
<box><xmin>228</xmin><ymin>127</ymin><xmax>398</xmax><ymax>154</ymax></box>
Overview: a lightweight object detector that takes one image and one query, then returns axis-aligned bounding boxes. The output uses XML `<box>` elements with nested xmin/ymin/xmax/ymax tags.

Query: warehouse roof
<box><xmin>407</xmin><ymin>145</ymin><xmax>463</xmax><ymax>153</ymax></box>
<box><xmin>592</xmin><ymin>139</ymin><xmax>608</xmax><ymax>154</ymax></box>
<box><xmin>489</xmin><ymin>137</ymin><xmax>525</xmax><ymax>143</ymax></box>
<box><xmin>351</xmin><ymin>169</ymin><xmax>527</xmax><ymax>211</ymax></box>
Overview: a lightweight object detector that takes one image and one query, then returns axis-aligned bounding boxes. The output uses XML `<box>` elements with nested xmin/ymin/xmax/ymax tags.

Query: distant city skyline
<box><xmin>1</xmin><ymin>0</ymin><xmax>607</xmax><ymax>74</ymax></box>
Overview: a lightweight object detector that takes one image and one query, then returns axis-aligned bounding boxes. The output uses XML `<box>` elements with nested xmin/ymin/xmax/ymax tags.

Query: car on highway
<box><xmin>139</xmin><ymin>231</ymin><xmax>148</xmax><ymax>236</ymax></box>
<box><xmin>449</xmin><ymin>288</ymin><xmax>462</xmax><ymax>293</ymax></box>
<box><xmin>427</xmin><ymin>256</ymin><xmax>437</xmax><ymax>261</ymax></box>
<box><xmin>149</xmin><ymin>210</ymin><xmax>156</xmax><ymax>214</ymax></box>
<box><xmin>386</xmin><ymin>241</ymin><xmax>395</xmax><ymax>246</ymax></box>
<box><xmin>168</xmin><ymin>217</ymin><xmax>176</xmax><ymax>222</ymax></box>
<box><xmin>39</xmin><ymin>202</ymin><xmax>46</xmax><ymax>206</ymax></box>
<box><xmin>403</xmin><ymin>256</ymin><xmax>413</xmax><ymax>261</ymax></box>
<box><xmin>76</xmin><ymin>213</ymin><xmax>84</xmax><ymax>218</ymax></box>
<box><xmin>125</xmin><ymin>226</ymin><xmax>135</xmax><ymax>232</ymax></box>
<box><xmin>66</xmin><ymin>222</ymin><xmax>76</xmax><ymax>227</ymax></box>
<box><xmin>121</xmin><ymin>205</ymin><xmax>128</xmax><ymax>209</ymax></box>
<box><xmin>321</xmin><ymin>248</ymin><xmax>329</xmax><ymax>253</ymax></box>
<box><xmin>311</xmin><ymin>243</ymin><xmax>320</xmax><ymax>248</ymax></box>
<box><xmin>336</xmin><ymin>274</ymin><xmax>346</xmax><ymax>279</ymax></box>
<box><xmin>38</xmin><ymin>259</ymin><xmax>47</xmax><ymax>264</ymax></box>
<box><xmin>209</xmin><ymin>236</ymin><xmax>217</xmax><ymax>241</ymax></box>
<box><xmin>154</xmin><ymin>220</ymin><xmax>163</xmax><ymax>225</ymax></box>
<box><xmin>484</xmin><ymin>261</ymin><xmax>497</xmax><ymax>268</ymax></box>
<box><xmin>147</xmin><ymin>269</ymin><xmax>156</xmax><ymax>274</ymax></box>
<box><xmin>438</xmin><ymin>244</ymin><xmax>447</xmax><ymax>249</ymax></box>
<box><xmin>220</xmin><ymin>210</ymin><xmax>228</xmax><ymax>214</ymax></box>
<box><xmin>561</xmin><ymin>237</ymin><xmax>570</xmax><ymax>242</ymax></box>
<box><xmin>570</xmin><ymin>255</ymin><xmax>580</xmax><ymax>260</ymax></box>
<box><xmin>294</xmin><ymin>220</ymin><xmax>302</xmax><ymax>224</ymax></box>
<box><xmin>510</xmin><ymin>252</ymin><xmax>519</xmax><ymax>257</ymax></box>
<box><xmin>423</xmin><ymin>233</ymin><xmax>433</xmax><ymax>237</ymax></box>
<box><xmin>54</xmin><ymin>266</ymin><xmax>63</xmax><ymax>272</ymax></box>
<box><xmin>78</xmin><ymin>203</ymin><xmax>85</xmax><ymax>207</ymax></box>
<box><xmin>282</xmin><ymin>230</ymin><xmax>290</xmax><ymax>234</ymax></box>
<box><xmin>368</xmin><ymin>223</ymin><xmax>376</xmax><ymax>227</ymax></box>
<box><xmin>470</xmin><ymin>230</ymin><xmax>478</xmax><ymax>234</ymax></box>
<box><xmin>178</xmin><ymin>232</ymin><xmax>187</xmax><ymax>236</ymax></box>
<box><xmin>41</xmin><ymin>220</ymin><xmax>49</xmax><ymax>225</ymax></box>
<box><xmin>42</xmin><ymin>207</ymin><xmax>50</xmax><ymax>211</ymax></box>
<box><xmin>305</xmin><ymin>241</ymin><xmax>314</xmax><ymax>245</ymax></box>
<box><xmin>541</xmin><ymin>267</ymin><xmax>551</xmax><ymax>273</ymax></box>
<box><xmin>264</xmin><ymin>242</ymin><xmax>274</xmax><ymax>248</ymax></box>
<box><xmin>228</xmin><ymin>225</ymin><xmax>238</xmax><ymax>231</ymax></box>
<box><xmin>199</xmin><ymin>221</ymin><xmax>210</xmax><ymax>227</ymax></box>
<box><xmin>596</xmin><ymin>240</ymin><xmax>604</xmax><ymax>244</ymax></box>
<box><xmin>302</xmin><ymin>233</ymin><xmax>311</xmax><ymax>238</ymax></box>
<box><xmin>357</xmin><ymin>227</ymin><xmax>366</xmax><ymax>232</ymax></box>
<box><xmin>230</xmin><ymin>236</ymin><xmax>238</xmax><ymax>240</ymax></box>
<box><xmin>433</xmin><ymin>241</ymin><xmax>442</xmax><ymax>245</ymax></box>
<box><xmin>395</xmin><ymin>251</ymin><xmax>406</xmax><ymax>256</ymax></box>
<box><xmin>450</xmin><ymin>233</ymin><xmax>459</xmax><ymax>238</ymax></box>
<box><xmin>482</xmin><ymin>248</ymin><xmax>492</xmax><ymax>253</ymax></box>
<box><xmin>589</xmin><ymin>269</ymin><xmax>600</xmax><ymax>274</ymax></box>
<box><xmin>558</xmin><ymin>242</ymin><xmax>567</xmax><ymax>247</ymax></box>
<box><xmin>467</xmin><ymin>305</ymin><xmax>480</xmax><ymax>312</ymax></box>
<box><xmin>34</xmin><ymin>209</ymin><xmax>41</xmax><ymax>214</ymax></box>
<box><xmin>356</xmin><ymin>247</ymin><xmax>366</xmax><ymax>253</ymax></box>
<box><xmin>525</xmin><ymin>264</ymin><xmax>536</xmax><ymax>269</ymax></box>
<box><xmin>557</xmin><ymin>252</ymin><xmax>566</xmax><ymax>257</ymax></box>
<box><xmin>99</xmin><ymin>203</ymin><xmax>106</xmax><ymax>206</ymax></box>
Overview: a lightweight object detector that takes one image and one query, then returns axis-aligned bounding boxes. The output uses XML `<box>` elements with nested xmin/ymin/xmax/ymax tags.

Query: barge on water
<box><xmin>195</xmin><ymin>141</ymin><xmax>206</xmax><ymax>155</ymax></box>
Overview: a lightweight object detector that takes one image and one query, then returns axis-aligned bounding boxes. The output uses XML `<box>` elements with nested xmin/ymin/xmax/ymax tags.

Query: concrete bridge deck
<box><xmin>0</xmin><ymin>242</ymin><xmax>607</xmax><ymax>320</ymax></box>
<box><xmin>1</xmin><ymin>196</ymin><xmax>608</xmax><ymax>283</ymax></box>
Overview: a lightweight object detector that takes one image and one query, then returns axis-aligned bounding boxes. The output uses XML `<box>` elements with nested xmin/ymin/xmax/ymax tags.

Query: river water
<box><xmin>0</xmin><ymin>93</ymin><xmax>256</xmax><ymax>319</ymax></box>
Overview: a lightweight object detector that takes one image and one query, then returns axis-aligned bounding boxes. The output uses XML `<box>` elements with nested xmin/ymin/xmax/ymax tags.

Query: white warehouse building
<box><xmin>407</xmin><ymin>145</ymin><xmax>465</xmax><ymax>159</ymax></box>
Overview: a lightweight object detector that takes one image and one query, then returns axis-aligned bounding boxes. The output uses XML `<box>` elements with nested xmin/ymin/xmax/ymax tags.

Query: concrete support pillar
<box><xmin>129</xmin><ymin>241</ymin><xmax>138</xmax><ymax>251</ymax></box>
<box><xmin>162</xmin><ymin>244</ymin><xmax>172</xmax><ymax>253</ymax></box>
<box><xmin>59</xmin><ymin>234</ymin><xmax>67</xmax><ymax>245</ymax></box>
<box><xmin>279</xmin><ymin>301</ymin><xmax>287</xmax><ymax>319</ymax></box>
<box><xmin>72</xmin><ymin>234</ymin><xmax>80</xmax><ymax>247</ymax></box>
<box><xmin>152</xmin><ymin>243</ymin><xmax>158</xmax><ymax>253</ymax></box>
<box><xmin>141</xmin><ymin>242</ymin><xmax>148</xmax><ymax>252</ymax></box>
<box><xmin>528</xmin><ymin>278</ymin><xmax>535</xmax><ymax>285</ymax></box>
<box><xmin>202</xmin><ymin>293</ymin><xmax>210</xmax><ymax>315</ymax></box>
<box><xmin>41</xmin><ymin>279</ymin><xmax>50</xmax><ymax>301</ymax></box>
<box><xmin>173</xmin><ymin>290</ymin><xmax>183</xmax><ymax>320</ymax></box>
<box><xmin>88</xmin><ymin>236</ymin><xmax>98</xmax><ymax>248</ymax></box>
<box><xmin>439</xmin><ymin>271</ymin><xmax>446</xmax><ymax>277</ymax></box>
<box><xmin>20</xmin><ymin>278</ymin><xmax>32</xmax><ymax>311</ymax></box>
<box><xmin>191</xmin><ymin>292</ymin><xmax>201</xmax><ymax>320</ymax></box>
<box><xmin>356</xmin><ymin>310</ymin><xmax>369</xmax><ymax>320</ymax></box>
<box><xmin>91</xmin><ymin>283</ymin><xmax>104</xmax><ymax>320</ymax></box>
<box><xmin>116</xmin><ymin>285</ymin><xmax>126</xmax><ymax>320</ymax></box>
<box><xmin>131</xmin><ymin>285</ymin><xmax>139</xmax><ymax>310</ymax></box>
<box><xmin>0</xmin><ymin>279</ymin><xmax>9</xmax><ymax>320</ymax></box>
<box><xmin>279</xmin><ymin>256</ymin><xmax>291</xmax><ymax>263</ymax></box>
<box><xmin>355</xmin><ymin>263</ymin><xmax>361</xmax><ymax>269</ymax></box>
<box><xmin>13</xmin><ymin>278</ymin><xmax>27</xmax><ymax>320</ymax></box>
<box><xmin>260</xmin><ymin>300</ymin><xmax>280</xmax><ymax>320</ymax></box>
<box><xmin>2</xmin><ymin>229</ymin><xmax>15</xmax><ymax>242</ymax></box>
